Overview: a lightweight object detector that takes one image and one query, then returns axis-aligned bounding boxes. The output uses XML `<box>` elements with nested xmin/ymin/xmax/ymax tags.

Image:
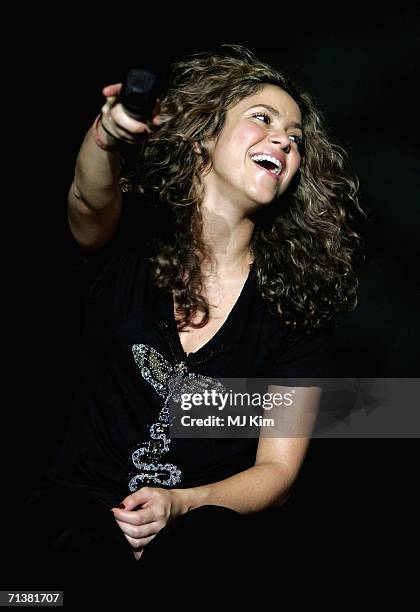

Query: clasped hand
<box><xmin>111</xmin><ymin>487</ymin><xmax>182</xmax><ymax>561</ymax></box>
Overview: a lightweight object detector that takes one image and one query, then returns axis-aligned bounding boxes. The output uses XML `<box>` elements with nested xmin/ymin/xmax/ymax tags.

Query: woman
<box><xmin>15</xmin><ymin>45</ymin><xmax>364</xmax><ymax>590</ymax></box>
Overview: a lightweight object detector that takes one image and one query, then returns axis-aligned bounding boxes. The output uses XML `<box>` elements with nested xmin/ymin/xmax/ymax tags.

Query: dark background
<box><xmin>4</xmin><ymin>6</ymin><xmax>419</xmax><ymax>582</ymax></box>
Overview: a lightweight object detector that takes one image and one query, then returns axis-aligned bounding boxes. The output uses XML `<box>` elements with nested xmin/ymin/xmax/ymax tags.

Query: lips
<box><xmin>249</xmin><ymin>158</ymin><xmax>284</xmax><ymax>182</ymax></box>
<box><xmin>250</xmin><ymin>150</ymin><xmax>286</xmax><ymax>169</ymax></box>
<box><xmin>252</xmin><ymin>161</ymin><xmax>282</xmax><ymax>181</ymax></box>
<box><xmin>249</xmin><ymin>151</ymin><xmax>286</xmax><ymax>181</ymax></box>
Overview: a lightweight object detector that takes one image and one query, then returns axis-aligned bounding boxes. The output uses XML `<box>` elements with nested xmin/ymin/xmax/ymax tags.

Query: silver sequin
<box><xmin>129</xmin><ymin>344</ymin><xmax>226</xmax><ymax>490</ymax></box>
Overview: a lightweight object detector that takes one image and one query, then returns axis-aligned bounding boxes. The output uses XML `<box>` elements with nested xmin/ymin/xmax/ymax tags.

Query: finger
<box><xmin>104</xmin><ymin>96</ymin><xmax>117</xmax><ymax>108</ymax></box>
<box><xmin>151</xmin><ymin>101</ymin><xmax>162</xmax><ymax>126</ymax></box>
<box><xmin>111</xmin><ymin>506</ymin><xmax>154</xmax><ymax>526</ymax></box>
<box><xmin>102</xmin><ymin>83</ymin><xmax>122</xmax><ymax>97</ymax></box>
<box><xmin>101</xmin><ymin>107</ymin><xmax>151</xmax><ymax>142</ymax></box>
<box><xmin>133</xmin><ymin>549</ymin><xmax>144</xmax><ymax>561</ymax></box>
<box><xmin>119</xmin><ymin>487</ymin><xmax>155</xmax><ymax>511</ymax></box>
<box><xmin>111</xmin><ymin>105</ymin><xmax>152</xmax><ymax>135</ymax></box>
<box><xmin>124</xmin><ymin>533</ymin><xmax>156</xmax><ymax>551</ymax></box>
<box><xmin>101</xmin><ymin>116</ymin><xmax>143</xmax><ymax>142</ymax></box>
<box><xmin>100</xmin><ymin>110</ymin><xmax>150</xmax><ymax>144</ymax></box>
<box><xmin>111</xmin><ymin>117</ymin><xmax>151</xmax><ymax>139</ymax></box>
<box><xmin>114</xmin><ymin>519</ymin><xmax>162</xmax><ymax>540</ymax></box>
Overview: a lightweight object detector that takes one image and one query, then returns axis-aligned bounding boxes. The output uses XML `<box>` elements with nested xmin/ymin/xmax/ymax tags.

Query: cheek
<box><xmin>225</xmin><ymin>123</ymin><xmax>266</xmax><ymax>153</ymax></box>
<box><xmin>239</xmin><ymin>124</ymin><xmax>266</xmax><ymax>145</ymax></box>
<box><xmin>281</xmin><ymin>155</ymin><xmax>302</xmax><ymax>193</ymax></box>
<box><xmin>214</xmin><ymin>125</ymin><xmax>264</xmax><ymax>168</ymax></box>
<box><xmin>289</xmin><ymin>152</ymin><xmax>301</xmax><ymax>174</ymax></box>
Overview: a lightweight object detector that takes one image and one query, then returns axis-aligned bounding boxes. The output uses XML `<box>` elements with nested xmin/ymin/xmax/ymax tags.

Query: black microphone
<box><xmin>119</xmin><ymin>68</ymin><xmax>160</xmax><ymax>123</ymax></box>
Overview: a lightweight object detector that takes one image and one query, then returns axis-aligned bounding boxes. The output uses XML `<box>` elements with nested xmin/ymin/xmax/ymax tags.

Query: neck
<box><xmin>200</xmin><ymin>198</ymin><xmax>255</xmax><ymax>278</ymax></box>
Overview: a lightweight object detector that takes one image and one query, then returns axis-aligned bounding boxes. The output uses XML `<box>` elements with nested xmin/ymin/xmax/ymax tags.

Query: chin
<box><xmin>247</xmin><ymin>191</ymin><xmax>281</xmax><ymax>209</ymax></box>
<box><xmin>246</xmin><ymin>183</ymin><xmax>285</xmax><ymax>206</ymax></box>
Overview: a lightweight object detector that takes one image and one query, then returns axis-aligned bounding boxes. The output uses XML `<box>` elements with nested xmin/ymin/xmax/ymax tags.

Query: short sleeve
<box><xmin>269</xmin><ymin>320</ymin><xmax>336</xmax><ymax>385</ymax></box>
<box><xmin>67</xmin><ymin>190</ymin><xmax>175</xmax><ymax>292</ymax></box>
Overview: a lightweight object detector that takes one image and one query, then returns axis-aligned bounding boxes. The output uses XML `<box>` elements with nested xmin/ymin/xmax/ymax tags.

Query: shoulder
<box><xmin>69</xmin><ymin>190</ymin><xmax>172</xmax><ymax>294</ymax></box>
<box><xmin>269</xmin><ymin>319</ymin><xmax>337</xmax><ymax>379</ymax></box>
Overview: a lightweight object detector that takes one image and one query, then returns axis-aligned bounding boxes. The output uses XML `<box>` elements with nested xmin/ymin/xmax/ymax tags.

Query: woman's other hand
<box><xmin>110</xmin><ymin>487</ymin><xmax>186</xmax><ymax>560</ymax></box>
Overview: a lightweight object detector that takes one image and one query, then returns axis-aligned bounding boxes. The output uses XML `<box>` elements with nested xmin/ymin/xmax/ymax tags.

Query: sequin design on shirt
<box><xmin>129</xmin><ymin>343</ymin><xmax>225</xmax><ymax>491</ymax></box>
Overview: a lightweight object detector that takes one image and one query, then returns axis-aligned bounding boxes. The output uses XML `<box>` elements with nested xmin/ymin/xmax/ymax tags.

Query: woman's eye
<box><xmin>252</xmin><ymin>112</ymin><xmax>270</xmax><ymax>124</ymax></box>
<box><xmin>290</xmin><ymin>134</ymin><xmax>303</xmax><ymax>147</ymax></box>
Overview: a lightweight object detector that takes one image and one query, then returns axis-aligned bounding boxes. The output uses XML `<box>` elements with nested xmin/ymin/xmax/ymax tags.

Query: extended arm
<box><xmin>68</xmin><ymin>83</ymin><xmax>157</xmax><ymax>250</ymax></box>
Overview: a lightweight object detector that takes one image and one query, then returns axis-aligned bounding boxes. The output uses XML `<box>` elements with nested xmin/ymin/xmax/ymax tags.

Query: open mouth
<box><xmin>250</xmin><ymin>154</ymin><xmax>283</xmax><ymax>177</ymax></box>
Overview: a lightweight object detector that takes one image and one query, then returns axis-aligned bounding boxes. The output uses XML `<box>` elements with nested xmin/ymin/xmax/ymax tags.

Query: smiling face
<box><xmin>203</xmin><ymin>84</ymin><xmax>303</xmax><ymax>211</ymax></box>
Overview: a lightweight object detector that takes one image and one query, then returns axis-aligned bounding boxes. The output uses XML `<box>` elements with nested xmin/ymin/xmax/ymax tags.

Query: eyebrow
<box><xmin>246</xmin><ymin>104</ymin><xmax>303</xmax><ymax>132</ymax></box>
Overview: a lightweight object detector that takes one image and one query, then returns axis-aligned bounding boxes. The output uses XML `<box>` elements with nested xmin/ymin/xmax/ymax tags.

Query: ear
<box><xmin>194</xmin><ymin>137</ymin><xmax>215</xmax><ymax>156</ymax></box>
<box><xmin>200</xmin><ymin>135</ymin><xmax>216</xmax><ymax>157</ymax></box>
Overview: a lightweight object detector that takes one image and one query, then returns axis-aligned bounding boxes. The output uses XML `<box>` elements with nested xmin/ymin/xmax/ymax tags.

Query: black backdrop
<box><xmin>4</xmin><ymin>6</ymin><xmax>419</xmax><ymax>585</ymax></box>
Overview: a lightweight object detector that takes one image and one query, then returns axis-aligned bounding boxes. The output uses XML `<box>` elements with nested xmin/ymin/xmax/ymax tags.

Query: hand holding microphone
<box><xmin>99</xmin><ymin>68</ymin><xmax>162</xmax><ymax>147</ymax></box>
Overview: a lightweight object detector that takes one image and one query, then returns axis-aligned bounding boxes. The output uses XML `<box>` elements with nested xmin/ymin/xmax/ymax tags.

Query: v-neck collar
<box><xmin>153</xmin><ymin>265</ymin><xmax>255</xmax><ymax>366</ymax></box>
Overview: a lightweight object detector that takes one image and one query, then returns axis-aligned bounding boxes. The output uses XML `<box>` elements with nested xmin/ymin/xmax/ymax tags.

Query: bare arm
<box><xmin>68</xmin><ymin>83</ymin><xmax>158</xmax><ymax>250</ymax></box>
<box><xmin>173</xmin><ymin>385</ymin><xmax>322</xmax><ymax>514</ymax></box>
<box><xmin>111</xmin><ymin>386</ymin><xmax>322</xmax><ymax>558</ymax></box>
<box><xmin>67</xmin><ymin>120</ymin><xmax>122</xmax><ymax>250</ymax></box>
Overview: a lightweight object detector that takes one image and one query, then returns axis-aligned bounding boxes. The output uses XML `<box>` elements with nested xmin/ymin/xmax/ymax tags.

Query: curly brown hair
<box><xmin>121</xmin><ymin>44</ymin><xmax>367</xmax><ymax>332</ymax></box>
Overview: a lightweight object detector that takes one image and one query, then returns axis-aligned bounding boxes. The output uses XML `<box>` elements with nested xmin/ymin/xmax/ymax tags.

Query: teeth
<box><xmin>250</xmin><ymin>154</ymin><xmax>283</xmax><ymax>175</ymax></box>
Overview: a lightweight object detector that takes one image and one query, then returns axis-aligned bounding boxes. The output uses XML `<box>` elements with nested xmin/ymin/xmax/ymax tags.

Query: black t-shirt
<box><xmin>42</xmin><ymin>193</ymin><xmax>336</xmax><ymax>507</ymax></box>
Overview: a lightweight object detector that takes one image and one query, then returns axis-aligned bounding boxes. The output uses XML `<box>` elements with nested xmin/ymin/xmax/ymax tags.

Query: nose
<box><xmin>270</xmin><ymin>134</ymin><xmax>292</xmax><ymax>154</ymax></box>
